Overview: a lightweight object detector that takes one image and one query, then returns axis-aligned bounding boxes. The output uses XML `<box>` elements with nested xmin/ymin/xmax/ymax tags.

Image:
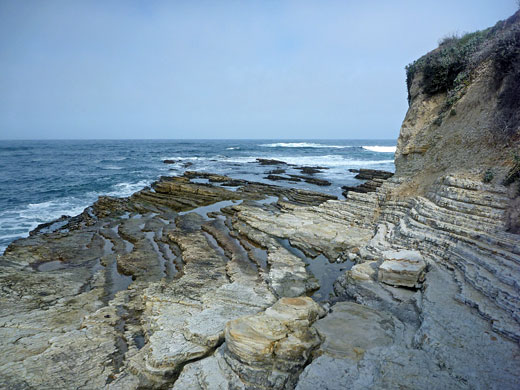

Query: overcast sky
<box><xmin>0</xmin><ymin>0</ymin><xmax>517</xmax><ymax>140</ymax></box>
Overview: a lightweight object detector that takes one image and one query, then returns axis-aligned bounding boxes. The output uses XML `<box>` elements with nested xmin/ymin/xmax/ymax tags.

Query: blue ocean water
<box><xmin>0</xmin><ymin>139</ymin><xmax>396</xmax><ymax>252</ymax></box>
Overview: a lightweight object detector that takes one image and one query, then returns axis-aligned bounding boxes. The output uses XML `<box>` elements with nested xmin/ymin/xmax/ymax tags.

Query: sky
<box><xmin>0</xmin><ymin>0</ymin><xmax>517</xmax><ymax>140</ymax></box>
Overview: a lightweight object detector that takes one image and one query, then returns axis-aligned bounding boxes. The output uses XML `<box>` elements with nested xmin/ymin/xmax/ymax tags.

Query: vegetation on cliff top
<box><xmin>405</xmin><ymin>28</ymin><xmax>492</xmax><ymax>103</ymax></box>
<box><xmin>405</xmin><ymin>11</ymin><xmax>520</xmax><ymax>138</ymax></box>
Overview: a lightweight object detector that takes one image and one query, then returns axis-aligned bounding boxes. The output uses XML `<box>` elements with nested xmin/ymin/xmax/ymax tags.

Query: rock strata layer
<box><xmin>2</xmin><ymin>10</ymin><xmax>520</xmax><ymax>390</ymax></box>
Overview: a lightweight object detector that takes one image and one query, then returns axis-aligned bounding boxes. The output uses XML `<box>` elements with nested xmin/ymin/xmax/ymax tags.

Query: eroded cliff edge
<box><xmin>1</xmin><ymin>12</ymin><xmax>519</xmax><ymax>390</ymax></box>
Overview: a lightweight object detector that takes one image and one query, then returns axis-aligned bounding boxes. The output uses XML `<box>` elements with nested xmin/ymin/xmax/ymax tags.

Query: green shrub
<box><xmin>405</xmin><ymin>28</ymin><xmax>492</xmax><ymax>104</ymax></box>
<box><xmin>406</xmin><ymin>11</ymin><xmax>520</xmax><ymax>139</ymax></box>
<box><xmin>483</xmin><ymin>169</ymin><xmax>494</xmax><ymax>183</ymax></box>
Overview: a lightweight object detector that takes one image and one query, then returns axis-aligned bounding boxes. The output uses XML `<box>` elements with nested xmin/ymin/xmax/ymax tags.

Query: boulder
<box><xmin>378</xmin><ymin>250</ymin><xmax>426</xmax><ymax>288</ymax></box>
<box><xmin>223</xmin><ymin>297</ymin><xmax>325</xmax><ymax>388</ymax></box>
<box><xmin>349</xmin><ymin>261</ymin><xmax>377</xmax><ymax>281</ymax></box>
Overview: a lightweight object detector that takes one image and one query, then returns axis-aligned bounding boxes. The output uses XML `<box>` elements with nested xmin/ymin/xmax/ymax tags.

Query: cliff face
<box><xmin>1</xmin><ymin>12</ymin><xmax>519</xmax><ymax>390</ymax></box>
<box><xmin>395</xmin><ymin>11</ymin><xmax>520</xmax><ymax>194</ymax></box>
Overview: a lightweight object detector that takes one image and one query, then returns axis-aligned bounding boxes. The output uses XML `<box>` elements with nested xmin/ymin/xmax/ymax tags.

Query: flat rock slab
<box><xmin>313</xmin><ymin>302</ymin><xmax>396</xmax><ymax>360</ymax></box>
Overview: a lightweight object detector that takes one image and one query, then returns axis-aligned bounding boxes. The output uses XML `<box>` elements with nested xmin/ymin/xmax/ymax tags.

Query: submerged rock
<box><xmin>256</xmin><ymin>158</ymin><xmax>289</xmax><ymax>166</ymax></box>
<box><xmin>265</xmin><ymin>174</ymin><xmax>301</xmax><ymax>182</ymax></box>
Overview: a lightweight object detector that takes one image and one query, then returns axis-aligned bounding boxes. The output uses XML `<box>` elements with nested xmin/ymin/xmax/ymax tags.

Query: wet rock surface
<box><xmin>349</xmin><ymin>168</ymin><xmax>394</xmax><ymax>181</ymax></box>
<box><xmin>0</xmin><ymin>174</ymin><xmax>349</xmax><ymax>389</ymax></box>
<box><xmin>342</xmin><ymin>169</ymin><xmax>393</xmax><ymax>196</ymax></box>
<box><xmin>1</xmin><ymin>167</ymin><xmax>519</xmax><ymax>389</ymax></box>
<box><xmin>256</xmin><ymin>158</ymin><xmax>289</xmax><ymax>166</ymax></box>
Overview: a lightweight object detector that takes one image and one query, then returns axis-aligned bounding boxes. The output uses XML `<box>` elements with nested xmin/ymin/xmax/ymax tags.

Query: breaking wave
<box><xmin>260</xmin><ymin>142</ymin><xmax>349</xmax><ymax>149</ymax></box>
<box><xmin>362</xmin><ymin>146</ymin><xmax>397</xmax><ymax>153</ymax></box>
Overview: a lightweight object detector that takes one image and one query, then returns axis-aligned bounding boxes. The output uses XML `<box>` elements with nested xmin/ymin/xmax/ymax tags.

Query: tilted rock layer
<box><xmin>1</xmin><ymin>11</ymin><xmax>520</xmax><ymax>390</ymax></box>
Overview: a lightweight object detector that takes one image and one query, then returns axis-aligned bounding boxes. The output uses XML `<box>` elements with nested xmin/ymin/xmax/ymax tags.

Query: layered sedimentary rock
<box><xmin>1</xmin><ymin>10</ymin><xmax>520</xmax><ymax>390</ymax></box>
<box><xmin>377</xmin><ymin>250</ymin><xmax>426</xmax><ymax>288</ymax></box>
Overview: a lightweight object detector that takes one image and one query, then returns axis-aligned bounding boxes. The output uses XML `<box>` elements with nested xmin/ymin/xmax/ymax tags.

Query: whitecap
<box><xmin>20</xmin><ymin>199</ymin><xmax>88</xmax><ymax>221</ymax></box>
<box><xmin>0</xmin><ymin>180</ymin><xmax>153</xmax><ymax>251</ymax></box>
<box><xmin>362</xmin><ymin>146</ymin><xmax>397</xmax><ymax>153</ymax></box>
<box><xmin>160</xmin><ymin>155</ymin><xmax>393</xmax><ymax>167</ymax></box>
<box><xmin>226</xmin><ymin>147</ymin><xmax>240</xmax><ymax>150</ymax></box>
<box><xmin>102</xmin><ymin>165</ymin><xmax>124</xmax><ymax>170</ymax></box>
<box><xmin>106</xmin><ymin>180</ymin><xmax>151</xmax><ymax>198</ymax></box>
<box><xmin>259</xmin><ymin>142</ymin><xmax>349</xmax><ymax>149</ymax></box>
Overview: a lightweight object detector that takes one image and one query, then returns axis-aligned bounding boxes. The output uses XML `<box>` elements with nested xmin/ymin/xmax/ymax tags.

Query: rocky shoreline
<box><xmin>1</xmin><ymin>168</ymin><xmax>518</xmax><ymax>389</ymax></box>
<box><xmin>2</xmin><ymin>10</ymin><xmax>520</xmax><ymax>390</ymax></box>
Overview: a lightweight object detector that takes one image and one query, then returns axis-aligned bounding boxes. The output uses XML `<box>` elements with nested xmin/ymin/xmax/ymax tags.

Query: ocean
<box><xmin>0</xmin><ymin>139</ymin><xmax>396</xmax><ymax>252</ymax></box>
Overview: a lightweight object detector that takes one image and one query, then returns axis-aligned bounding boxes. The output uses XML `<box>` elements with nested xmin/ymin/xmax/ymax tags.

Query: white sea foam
<box><xmin>21</xmin><ymin>199</ymin><xmax>89</xmax><ymax>221</ymax></box>
<box><xmin>259</xmin><ymin>142</ymin><xmax>349</xmax><ymax>149</ymax></box>
<box><xmin>106</xmin><ymin>180</ymin><xmax>151</xmax><ymax>198</ymax></box>
<box><xmin>362</xmin><ymin>146</ymin><xmax>397</xmax><ymax>153</ymax></box>
<box><xmin>102</xmin><ymin>165</ymin><xmax>124</xmax><ymax>170</ymax></box>
<box><xmin>167</xmin><ymin>155</ymin><xmax>393</xmax><ymax>167</ymax></box>
<box><xmin>161</xmin><ymin>156</ymin><xmax>209</xmax><ymax>161</ymax></box>
<box><xmin>0</xmin><ymin>179</ymin><xmax>155</xmax><ymax>253</ymax></box>
<box><xmin>226</xmin><ymin>147</ymin><xmax>240</xmax><ymax>150</ymax></box>
<box><xmin>0</xmin><ymin>197</ymin><xmax>92</xmax><ymax>251</ymax></box>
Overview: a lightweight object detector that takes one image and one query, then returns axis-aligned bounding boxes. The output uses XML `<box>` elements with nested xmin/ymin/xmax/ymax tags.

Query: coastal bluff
<box><xmin>1</xmin><ymin>12</ymin><xmax>520</xmax><ymax>390</ymax></box>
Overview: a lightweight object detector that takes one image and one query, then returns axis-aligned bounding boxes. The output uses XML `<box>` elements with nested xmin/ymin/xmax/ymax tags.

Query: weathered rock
<box><xmin>297</xmin><ymin>166</ymin><xmax>328</xmax><ymax>175</ymax></box>
<box><xmin>378</xmin><ymin>250</ymin><xmax>426</xmax><ymax>288</ymax></box>
<box><xmin>256</xmin><ymin>158</ymin><xmax>289</xmax><ymax>166</ymax></box>
<box><xmin>313</xmin><ymin>302</ymin><xmax>398</xmax><ymax>360</ymax></box>
<box><xmin>267</xmin><ymin>168</ymin><xmax>286</xmax><ymax>174</ymax></box>
<box><xmin>289</xmin><ymin>175</ymin><xmax>332</xmax><ymax>186</ymax></box>
<box><xmin>232</xmin><ymin>199</ymin><xmax>373</xmax><ymax>260</ymax></box>
<box><xmin>3</xmin><ymin>12</ymin><xmax>520</xmax><ymax>389</ymax></box>
<box><xmin>349</xmin><ymin>261</ymin><xmax>377</xmax><ymax>281</ymax></box>
<box><xmin>173</xmin><ymin>297</ymin><xmax>325</xmax><ymax>390</ymax></box>
<box><xmin>349</xmin><ymin>168</ymin><xmax>394</xmax><ymax>180</ymax></box>
<box><xmin>131</xmin><ymin>176</ymin><xmax>247</xmax><ymax>212</ymax></box>
<box><xmin>224</xmin><ymin>297</ymin><xmax>324</xmax><ymax>388</ymax></box>
<box><xmin>183</xmin><ymin>171</ymin><xmax>246</xmax><ymax>184</ymax></box>
<box><xmin>265</xmin><ymin>174</ymin><xmax>301</xmax><ymax>182</ymax></box>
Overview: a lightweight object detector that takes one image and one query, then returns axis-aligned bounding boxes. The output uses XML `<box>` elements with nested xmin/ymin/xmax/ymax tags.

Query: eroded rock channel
<box><xmin>1</xmin><ymin>168</ymin><xmax>519</xmax><ymax>389</ymax></box>
<box><xmin>0</xmin><ymin>174</ymin><xmax>352</xmax><ymax>388</ymax></box>
<box><xmin>3</xmin><ymin>11</ymin><xmax>520</xmax><ymax>387</ymax></box>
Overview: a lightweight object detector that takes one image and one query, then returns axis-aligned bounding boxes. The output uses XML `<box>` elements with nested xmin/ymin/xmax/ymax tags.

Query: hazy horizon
<box><xmin>1</xmin><ymin>0</ymin><xmax>517</xmax><ymax>140</ymax></box>
<box><xmin>0</xmin><ymin>137</ymin><xmax>398</xmax><ymax>141</ymax></box>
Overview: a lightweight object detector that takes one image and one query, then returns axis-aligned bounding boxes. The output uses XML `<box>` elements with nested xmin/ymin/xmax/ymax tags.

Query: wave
<box><xmin>259</xmin><ymin>142</ymin><xmax>349</xmax><ymax>149</ymax></box>
<box><xmin>166</xmin><ymin>155</ymin><xmax>393</xmax><ymax>167</ymax></box>
<box><xmin>259</xmin><ymin>155</ymin><xmax>394</xmax><ymax>167</ymax></box>
<box><xmin>0</xmin><ymin>197</ymin><xmax>89</xmax><ymax>253</ymax></box>
<box><xmin>21</xmin><ymin>199</ymin><xmax>89</xmax><ymax>221</ymax></box>
<box><xmin>106</xmin><ymin>180</ymin><xmax>150</xmax><ymax>198</ymax></box>
<box><xmin>102</xmin><ymin>165</ymin><xmax>124</xmax><ymax>170</ymax></box>
<box><xmin>0</xmin><ymin>179</ymin><xmax>153</xmax><ymax>251</ymax></box>
<box><xmin>362</xmin><ymin>146</ymin><xmax>397</xmax><ymax>153</ymax></box>
<box><xmin>226</xmin><ymin>147</ymin><xmax>240</xmax><ymax>150</ymax></box>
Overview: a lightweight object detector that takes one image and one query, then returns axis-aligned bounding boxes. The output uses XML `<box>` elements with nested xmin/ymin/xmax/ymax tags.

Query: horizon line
<box><xmin>0</xmin><ymin>138</ymin><xmax>397</xmax><ymax>141</ymax></box>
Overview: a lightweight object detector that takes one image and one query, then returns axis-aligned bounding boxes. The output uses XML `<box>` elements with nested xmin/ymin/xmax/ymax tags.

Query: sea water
<box><xmin>0</xmin><ymin>139</ymin><xmax>396</xmax><ymax>252</ymax></box>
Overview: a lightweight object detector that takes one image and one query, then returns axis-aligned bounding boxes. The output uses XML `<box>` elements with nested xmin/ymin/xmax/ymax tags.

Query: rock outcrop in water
<box><xmin>1</xmin><ymin>11</ymin><xmax>520</xmax><ymax>390</ymax></box>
